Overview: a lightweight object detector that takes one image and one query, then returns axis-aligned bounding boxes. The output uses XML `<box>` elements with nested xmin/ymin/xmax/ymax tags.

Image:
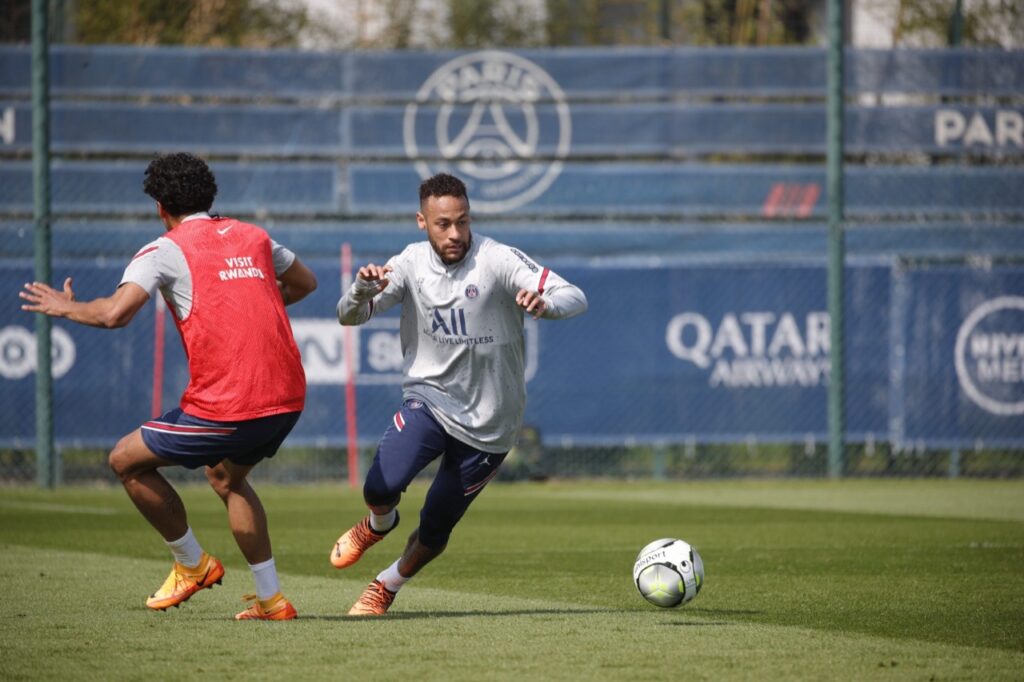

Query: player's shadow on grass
<box><xmin>302</xmin><ymin>607</ymin><xmax>755</xmax><ymax>622</ymax></box>
<box><xmin>193</xmin><ymin>607</ymin><xmax>756</xmax><ymax>623</ymax></box>
<box><xmin>687</xmin><ymin>608</ymin><xmax>761</xmax><ymax>616</ymax></box>
<box><xmin>304</xmin><ymin>607</ymin><xmax>631</xmax><ymax>621</ymax></box>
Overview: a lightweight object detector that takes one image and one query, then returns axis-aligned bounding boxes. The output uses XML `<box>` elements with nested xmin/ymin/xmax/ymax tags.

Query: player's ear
<box><xmin>156</xmin><ymin>202</ymin><xmax>173</xmax><ymax>230</ymax></box>
<box><xmin>153</xmin><ymin>201</ymin><xmax>174</xmax><ymax>231</ymax></box>
<box><xmin>416</xmin><ymin>211</ymin><xmax>427</xmax><ymax>232</ymax></box>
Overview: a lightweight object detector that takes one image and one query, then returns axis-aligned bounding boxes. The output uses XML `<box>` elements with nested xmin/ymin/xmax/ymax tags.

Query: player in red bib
<box><xmin>20</xmin><ymin>153</ymin><xmax>316</xmax><ymax>620</ymax></box>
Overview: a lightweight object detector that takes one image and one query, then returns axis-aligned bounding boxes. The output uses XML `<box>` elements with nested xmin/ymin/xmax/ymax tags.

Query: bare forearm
<box><xmin>21</xmin><ymin>280</ymin><xmax>148</xmax><ymax>328</ymax></box>
<box><xmin>55</xmin><ymin>297</ymin><xmax>132</xmax><ymax>328</ymax></box>
<box><xmin>277</xmin><ymin>259</ymin><xmax>317</xmax><ymax>307</ymax></box>
<box><xmin>279</xmin><ymin>281</ymin><xmax>312</xmax><ymax>307</ymax></box>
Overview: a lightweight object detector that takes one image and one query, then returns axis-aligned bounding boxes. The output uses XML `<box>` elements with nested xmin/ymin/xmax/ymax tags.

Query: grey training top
<box><xmin>336</xmin><ymin>234</ymin><xmax>587</xmax><ymax>453</ymax></box>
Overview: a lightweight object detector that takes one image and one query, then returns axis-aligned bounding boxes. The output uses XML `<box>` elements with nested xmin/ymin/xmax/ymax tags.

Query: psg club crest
<box><xmin>403</xmin><ymin>50</ymin><xmax>572</xmax><ymax>214</ymax></box>
<box><xmin>465</xmin><ymin>285</ymin><xmax>479</xmax><ymax>299</ymax></box>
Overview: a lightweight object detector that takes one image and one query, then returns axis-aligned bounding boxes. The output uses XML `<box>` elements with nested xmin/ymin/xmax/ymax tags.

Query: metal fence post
<box><xmin>32</xmin><ymin>0</ymin><xmax>55</xmax><ymax>488</ymax></box>
<box><xmin>826</xmin><ymin>0</ymin><xmax>846</xmax><ymax>479</ymax></box>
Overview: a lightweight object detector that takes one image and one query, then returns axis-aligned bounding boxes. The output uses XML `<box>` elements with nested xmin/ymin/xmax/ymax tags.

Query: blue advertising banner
<box><xmin>6</xmin><ymin>100</ymin><xmax>1021</xmax><ymax>157</ymax></box>
<box><xmin>895</xmin><ymin>264</ymin><xmax>1024</xmax><ymax>446</ymax></box>
<box><xmin>346</xmin><ymin>163</ymin><xmax>1024</xmax><ymax>218</ymax></box>
<box><xmin>526</xmin><ymin>262</ymin><xmax>890</xmax><ymax>444</ymax></box>
<box><xmin>4</xmin><ymin>46</ymin><xmax>1023</xmax><ymax>99</ymax></box>
<box><xmin>1</xmin><ymin>261</ymin><xmax>161</xmax><ymax>446</ymax></box>
<box><xmin>3</xmin><ymin>219</ymin><xmax>1022</xmax><ymax>264</ymax></box>
<box><xmin>0</xmin><ymin>160</ymin><xmax>339</xmax><ymax>215</ymax></box>
<box><xmin>3</xmin><ymin>257</ymin><xmax>1020</xmax><ymax>449</ymax></box>
<box><xmin>4</xmin><ymin>161</ymin><xmax>1023</xmax><ymax>219</ymax></box>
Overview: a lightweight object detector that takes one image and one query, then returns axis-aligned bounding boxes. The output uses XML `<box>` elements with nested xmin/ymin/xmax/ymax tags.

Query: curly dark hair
<box><xmin>419</xmin><ymin>173</ymin><xmax>468</xmax><ymax>206</ymax></box>
<box><xmin>143</xmin><ymin>153</ymin><xmax>218</xmax><ymax>217</ymax></box>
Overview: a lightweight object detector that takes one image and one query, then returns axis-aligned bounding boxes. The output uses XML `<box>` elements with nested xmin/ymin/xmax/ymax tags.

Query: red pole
<box><xmin>150</xmin><ymin>297</ymin><xmax>166</xmax><ymax>418</ymax></box>
<box><xmin>341</xmin><ymin>243</ymin><xmax>359</xmax><ymax>488</ymax></box>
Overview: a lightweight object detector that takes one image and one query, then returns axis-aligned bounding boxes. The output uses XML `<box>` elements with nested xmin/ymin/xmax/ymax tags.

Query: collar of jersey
<box><xmin>180</xmin><ymin>212</ymin><xmax>212</xmax><ymax>223</ymax></box>
<box><xmin>428</xmin><ymin>234</ymin><xmax>478</xmax><ymax>273</ymax></box>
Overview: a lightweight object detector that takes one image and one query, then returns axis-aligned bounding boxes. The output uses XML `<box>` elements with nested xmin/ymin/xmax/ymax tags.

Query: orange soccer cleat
<box><xmin>330</xmin><ymin>512</ymin><xmax>398</xmax><ymax>569</ymax></box>
<box><xmin>146</xmin><ymin>552</ymin><xmax>225</xmax><ymax>611</ymax></box>
<box><xmin>234</xmin><ymin>592</ymin><xmax>298</xmax><ymax>621</ymax></box>
<box><xmin>348</xmin><ymin>579</ymin><xmax>397</xmax><ymax>616</ymax></box>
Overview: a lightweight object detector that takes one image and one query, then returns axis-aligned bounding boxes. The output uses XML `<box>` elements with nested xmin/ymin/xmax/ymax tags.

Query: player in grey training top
<box><xmin>330</xmin><ymin>173</ymin><xmax>587</xmax><ymax>616</ymax></box>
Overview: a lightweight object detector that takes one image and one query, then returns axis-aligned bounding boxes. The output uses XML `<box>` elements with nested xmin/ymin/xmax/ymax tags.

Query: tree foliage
<box><xmin>448</xmin><ymin>0</ymin><xmax>547</xmax><ymax>48</ymax></box>
<box><xmin>890</xmin><ymin>0</ymin><xmax>1023</xmax><ymax>47</ymax></box>
<box><xmin>5</xmin><ymin>0</ymin><xmax>1018</xmax><ymax>50</ymax></box>
<box><xmin>0</xmin><ymin>1</ymin><xmax>30</xmax><ymax>43</ymax></box>
<box><xmin>681</xmin><ymin>0</ymin><xmax>815</xmax><ymax>45</ymax></box>
<box><xmin>542</xmin><ymin>0</ymin><xmax>816</xmax><ymax>47</ymax></box>
<box><xmin>71</xmin><ymin>0</ymin><xmax>316</xmax><ymax>48</ymax></box>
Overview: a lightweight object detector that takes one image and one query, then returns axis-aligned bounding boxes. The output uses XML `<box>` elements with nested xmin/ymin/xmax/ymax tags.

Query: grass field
<box><xmin>1</xmin><ymin>479</ymin><xmax>1022</xmax><ymax>680</ymax></box>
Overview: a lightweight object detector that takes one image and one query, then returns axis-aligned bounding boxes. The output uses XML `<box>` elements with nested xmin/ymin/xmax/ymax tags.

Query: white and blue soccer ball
<box><xmin>633</xmin><ymin>538</ymin><xmax>704</xmax><ymax>608</ymax></box>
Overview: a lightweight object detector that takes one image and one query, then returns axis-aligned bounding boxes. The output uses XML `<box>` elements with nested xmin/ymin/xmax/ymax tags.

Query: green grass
<box><xmin>1</xmin><ymin>480</ymin><xmax>1023</xmax><ymax>680</ymax></box>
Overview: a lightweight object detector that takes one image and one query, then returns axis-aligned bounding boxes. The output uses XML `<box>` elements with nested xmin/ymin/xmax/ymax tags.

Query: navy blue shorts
<box><xmin>364</xmin><ymin>399</ymin><xmax>507</xmax><ymax>549</ymax></box>
<box><xmin>140</xmin><ymin>407</ymin><xmax>301</xmax><ymax>470</ymax></box>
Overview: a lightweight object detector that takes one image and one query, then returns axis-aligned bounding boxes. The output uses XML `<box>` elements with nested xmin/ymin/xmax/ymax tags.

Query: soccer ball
<box><xmin>633</xmin><ymin>538</ymin><xmax>704</xmax><ymax>608</ymax></box>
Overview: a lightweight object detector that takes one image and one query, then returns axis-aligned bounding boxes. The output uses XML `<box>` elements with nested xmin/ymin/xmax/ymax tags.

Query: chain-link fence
<box><xmin>1</xmin><ymin>46</ymin><xmax>1022</xmax><ymax>483</ymax></box>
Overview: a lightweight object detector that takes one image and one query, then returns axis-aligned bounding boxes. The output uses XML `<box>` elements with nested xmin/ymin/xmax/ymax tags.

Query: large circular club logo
<box><xmin>403</xmin><ymin>50</ymin><xmax>571</xmax><ymax>213</ymax></box>
<box><xmin>954</xmin><ymin>296</ymin><xmax>1024</xmax><ymax>416</ymax></box>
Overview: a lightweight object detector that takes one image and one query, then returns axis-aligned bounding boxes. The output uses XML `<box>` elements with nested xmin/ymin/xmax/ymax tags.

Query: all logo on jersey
<box><xmin>465</xmin><ymin>285</ymin><xmax>479</xmax><ymax>299</ymax></box>
<box><xmin>433</xmin><ymin>307</ymin><xmax>469</xmax><ymax>336</ymax></box>
<box><xmin>428</xmin><ymin>307</ymin><xmax>495</xmax><ymax>346</ymax></box>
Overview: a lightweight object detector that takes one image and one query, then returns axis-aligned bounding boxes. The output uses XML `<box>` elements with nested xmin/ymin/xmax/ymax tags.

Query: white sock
<box><xmin>369</xmin><ymin>509</ymin><xmax>397</xmax><ymax>533</ymax></box>
<box><xmin>165</xmin><ymin>527</ymin><xmax>203</xmax><ymax>568</ymax></box>
<box><xmin>249</xmin><ymin>557</ymin><xmax>281</xmax><ymax>600</ymax></box>
<box><xmin>376</xmin><ymin>559</ymin><xmax>410</xmax><ymax>593</ymax></box>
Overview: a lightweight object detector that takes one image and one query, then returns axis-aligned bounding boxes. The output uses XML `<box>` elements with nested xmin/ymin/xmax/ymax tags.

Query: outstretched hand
<box><xmin>357</xmin><ymin>264</ymin><xmax>392</xmax><ymax>295</ymax></box>
<box><xmin>20</xmin><ymin>277</ymin><xmax>76</xmax><ymax>318</ymax></box>
<box><xmin>516</xmin><ymin>289</ymin><xmax>547</xmax><ymax>319</ymax></box>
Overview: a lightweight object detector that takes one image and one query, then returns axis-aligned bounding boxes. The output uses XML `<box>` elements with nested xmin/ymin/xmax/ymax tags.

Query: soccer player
<box><xmin>20</xmin><ymin>153</ymin><xmax>316</xmax><ymax>621</ymax></box>
<box><xmin>331</xmin><ymin>172</ymin><xmax>587</xmax><ymax>615</ymax></box>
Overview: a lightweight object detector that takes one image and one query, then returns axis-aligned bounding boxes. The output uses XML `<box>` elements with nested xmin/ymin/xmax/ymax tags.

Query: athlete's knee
<box><xmin>205</xmin><ymin>465</ymin><xmax>230</xmax><ymax>499</ymax></box>
<box><xmin>363</xmin><ymin>475</ymin><xmax>402</xmax><ymax>509</ymax></box>
<box><xmin>364</xmin><ymin>491</ymin><xmax>401</xmax><ymax>514</ymax></box>
<box><xmin>107</xmin><ymin>435</ymin><xmax>138</xmax><ymax>482</ymax></box>
<box><xmin>205</xmin><ymin>463</ymin><xmax>245</xmax><ymax>500</ymax></box>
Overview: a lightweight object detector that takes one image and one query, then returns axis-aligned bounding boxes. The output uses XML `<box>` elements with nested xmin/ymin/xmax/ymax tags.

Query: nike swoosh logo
<box><xmin>217</xmin><ymin>225</ymin><xmax>233</xmax><ymax>235</ymax></box>
<box><xmin>198</xmin><ymin>568</ymin><xmax>212</xmax><ymax>584</ymax></box>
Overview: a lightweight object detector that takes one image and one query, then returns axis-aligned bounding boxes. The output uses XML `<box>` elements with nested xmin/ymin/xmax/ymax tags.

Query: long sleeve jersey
<box><xmin>337</xmin><ymin>234</ymin><xmax>587</xmax><ymax>453</ymax></box>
